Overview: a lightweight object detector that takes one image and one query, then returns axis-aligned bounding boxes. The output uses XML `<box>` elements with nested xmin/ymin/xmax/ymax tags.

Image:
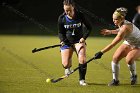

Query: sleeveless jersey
<box><xmin>121</xmin><ymin>20</ymin><xmax>140</xmax><ymax>47</ymax></box>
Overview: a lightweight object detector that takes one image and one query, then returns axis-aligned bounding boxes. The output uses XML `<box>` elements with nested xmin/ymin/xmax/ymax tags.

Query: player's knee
<box><xmin>62</xmin><ymin>61</ymin><xmax>69</xmax><ymax>68</ymax></box>
<box><xmin>125</xmin><ymin>57</ymin><xmax>135</xmax><ymax>65</ymax></box>
<box><xmin>112</xmin><ymin>55</ymin><xmax>121</xmax><ymax>62</ymax></box>
<box><xmin>78</xmin><ymin>56</ymin><xmax>86</xmax><ymax>64</ymax></box>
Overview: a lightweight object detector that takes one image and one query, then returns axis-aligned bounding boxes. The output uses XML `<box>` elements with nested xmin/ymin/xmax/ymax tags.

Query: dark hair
<box><xmin>63</xmin><ymin>0</ymin><xmax>75</xmax><ymax>7</ymax></box>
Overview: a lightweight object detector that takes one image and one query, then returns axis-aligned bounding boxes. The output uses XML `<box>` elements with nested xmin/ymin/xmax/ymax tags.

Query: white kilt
<box><xmin>123</xmin><ymin>40</ymin><xmax>140</xmax><ymax>48</ymax></box>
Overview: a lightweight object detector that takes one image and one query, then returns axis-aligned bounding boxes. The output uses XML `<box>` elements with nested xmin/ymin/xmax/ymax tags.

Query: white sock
<box><xmin>127</xmin><ymin>62</ymin><xmax>136</xmax><ymax>76</ymax></box>
<box><xmin>111</xmin><ymin>61</ymin><xmax>120</xmax><ymax>81</ymax></box>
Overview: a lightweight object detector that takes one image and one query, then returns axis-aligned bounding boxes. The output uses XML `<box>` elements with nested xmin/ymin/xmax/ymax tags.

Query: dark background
<box><xmin>0</xmin><ymin>0</ymin><xmax>139</xmax><ymax>35</ymax></box>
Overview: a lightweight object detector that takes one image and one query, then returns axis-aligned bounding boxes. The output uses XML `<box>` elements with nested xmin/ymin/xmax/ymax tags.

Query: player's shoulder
<box><xmin>123</xmin><ymin>20</ymin><xmax>132</xmax><ymax>26</ymax></box>
<box><xmin>58</xmin><ymin>13</ymin><xmax>66</xmax><ymax>23</ymax></box>
<box><xmin>121</xmin><ymin>21</ymin><xmax>132</xmax><ymax>31</ymax></box>
<box><xmin>75</xmin><ymin>9</ymin><xmax>84</xmax><ymax>16</ymax></box>
<box><xmin>58</xmin><ymin>13</ymin><xmax>66</xmax><ymax>20</ymax></box>
<box><xmin>74</xmin><ymin>9</ymin><xmax>85</xmax><ymax>20</ymax></box>
<box><xmin>135</xmin><ymin>13</ymin><xmax>140</xmax><ymax>17</ymax></box>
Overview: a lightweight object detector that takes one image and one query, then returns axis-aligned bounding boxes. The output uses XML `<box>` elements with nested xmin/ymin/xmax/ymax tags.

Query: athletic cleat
<box><xmin>79</xmin><ymin>80</ymin><xmax>87</xmax><ymax>86</ymax></box>
<box><xmin>108</xmin><ymin>79</ymin><xmax>119</xmax><ymax>86</ymax></box>
<box><xmin>65</xmin><ymin>68</ymin><xmax>72</xmax><ymax>77</ymax></box>
<box><xmin>131</xmin><ymin>75</ymin><xmax>137</xmax><ymax>85</ymax></box>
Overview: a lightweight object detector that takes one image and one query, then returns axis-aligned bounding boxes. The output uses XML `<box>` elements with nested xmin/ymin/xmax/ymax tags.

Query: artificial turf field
<box><xmin>0</xmin><ymin>35</ymin><xmax>140</xmax><ymax>93</ymax></box>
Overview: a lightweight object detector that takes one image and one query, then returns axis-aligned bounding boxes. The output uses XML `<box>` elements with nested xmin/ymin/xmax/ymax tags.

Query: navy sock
<box><xmin>79</xmin><ymin>63</ymin><xmax>87</xmax><ymax>80</ymax></box>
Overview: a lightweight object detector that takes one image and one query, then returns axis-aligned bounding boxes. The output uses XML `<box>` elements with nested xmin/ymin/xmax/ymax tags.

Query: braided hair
<box><xmin>113</xmin><ymin>7</ymin><xmax>128</xmax><ymax>19</ymax></box>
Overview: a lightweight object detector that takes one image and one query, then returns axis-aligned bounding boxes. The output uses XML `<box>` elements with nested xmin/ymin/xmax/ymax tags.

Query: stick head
<box><xmin>50</xmin><ymin>75</ymin><xmax>67</xmax><ymax>83</ymax></box>
<box><xmin>32</xmin><ymin>48</ymin><xmax>37</xmax><ymax>53</ymax></box>
<box><xmin>50</xmin><ymin>79</ymin><xmax>58</xmax><ymax>83</ymax></box>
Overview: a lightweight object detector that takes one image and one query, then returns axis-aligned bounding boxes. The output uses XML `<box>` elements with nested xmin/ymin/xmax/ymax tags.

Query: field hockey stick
<box><xmin>32</xmin><ymin>44</ymin><xmax>61</xmax><ymax>53</ymax></box>
<box><xmin>50</xmin><ymin>57</ymin><xmax>96</xmax><ymax>83</ymax></box>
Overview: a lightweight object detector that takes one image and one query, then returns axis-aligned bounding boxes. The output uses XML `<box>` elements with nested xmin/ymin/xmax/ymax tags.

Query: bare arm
<box><xmin>110</xmin><ymin>29</ymin><xmax>119</xmax><ymax>34</ymax></box>
<box><xmin>101</xmin><ymin>29</ymin><xmax>119</xmax><ymax>35</ymax></box>
<box><xmin>101</xmin><ymin>26</ymin><xmax>128</xmax><ymax>53</ymax></box>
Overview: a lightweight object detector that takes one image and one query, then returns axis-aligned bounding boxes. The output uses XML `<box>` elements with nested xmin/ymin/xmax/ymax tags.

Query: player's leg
<box><xmin>126</xmin><ymin>48</ymin><xmax>140</xmax><ymax>85</ymax></box>
<box><xmin>61</xmin><ymin>45</ymin><xmax>73</xmax><ymax>76</ymax></box>
<box><xmin>74</xmin><ymin>42</ymin><xmax>87</xmax><ymax>86</ymax></box>
<box><xmin>108</xmin><ymin>44</ymin><xmax>131</xmax><ymax>86</ymax></box>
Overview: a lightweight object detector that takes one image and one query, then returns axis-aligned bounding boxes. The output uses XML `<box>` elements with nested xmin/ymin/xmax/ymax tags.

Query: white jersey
<box><xmin>121</xmin><ymin>20</ymin><xmax>140</xmax><ymax>48</ymax></box>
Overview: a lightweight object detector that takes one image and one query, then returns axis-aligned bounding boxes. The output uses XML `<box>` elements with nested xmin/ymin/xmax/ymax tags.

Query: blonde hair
<box><xmin>113</xmin><ymin>7</ymin><xmax>128</xmax><ymax>18</ymax></box>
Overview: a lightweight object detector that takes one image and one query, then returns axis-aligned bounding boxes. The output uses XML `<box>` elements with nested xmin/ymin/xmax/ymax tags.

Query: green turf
<box><xmin>0</xmin><ymin>35</ymin><xmax>140</xmax><ymax>93</ymax></box>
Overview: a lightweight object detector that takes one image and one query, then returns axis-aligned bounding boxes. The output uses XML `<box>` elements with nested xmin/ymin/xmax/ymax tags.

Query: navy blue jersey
<box><xmin>132</xmin><ymin>13</ymin><xmax>140</xmax><ymax>29</ymax></box>
<box><xmin>58</xmin><ymin>10</ymin><xmax>92</xmax><ymax>44</ymax></box>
